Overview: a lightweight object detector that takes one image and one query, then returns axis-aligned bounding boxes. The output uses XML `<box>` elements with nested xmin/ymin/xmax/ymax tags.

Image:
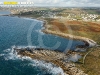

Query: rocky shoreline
<box><xmin>8</xmin><ymin>8</ymin><xmax>98</xmax><ymax>48</ymax></box>
<box><xmin>9</xmin><ymin>14</ymin><xmax>97</xmax><ymax>48</ymax></box>
<box><xmin>14</xmin><ymin>47</ymin><xmax>87</xmax><ymax>75</ymax></box>
<box><xmin>42</xmin><ymin>19</ymin><xmax>97</xmax><ymax>48</ymax></box>
<box><xmin>3</xmin><ymin>15</ymin><xmax>97</xmax><ymax>75</ymax></box>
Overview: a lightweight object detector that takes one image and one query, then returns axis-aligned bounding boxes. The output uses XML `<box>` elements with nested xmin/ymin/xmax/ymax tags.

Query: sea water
<box><xmin>0</xmin><ymin>16</ymin><xmax>84</xmax><ymax>75</ymax></box>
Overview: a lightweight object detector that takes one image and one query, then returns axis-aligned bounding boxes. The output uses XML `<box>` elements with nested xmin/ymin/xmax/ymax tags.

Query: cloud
<box><xmin>0</xmin><ymin>0</ymin><xmax>100</xmax><ymax>7</ymax></box>
<box><xmin>31</xmin><ymin>0</ymin><xmax>100</xmax><ymax>7</ymax></box>
<box><xmin>63</xmin><ymin>0</ymin><xmax>100</xmax><ymax>7</ymax></box>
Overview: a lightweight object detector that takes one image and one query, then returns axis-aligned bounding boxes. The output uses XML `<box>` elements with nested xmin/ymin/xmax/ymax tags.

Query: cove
<box><xmin>0</xmin><ymin>16</ymin><xmax>85</xmax><ymax>52</ymax></box>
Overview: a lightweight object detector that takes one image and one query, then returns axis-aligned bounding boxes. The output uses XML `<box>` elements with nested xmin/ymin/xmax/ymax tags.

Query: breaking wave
<box><xmin>0</xmin><ymin>46</ymin><xmax>65</xmax><ymax>75</ymax></box>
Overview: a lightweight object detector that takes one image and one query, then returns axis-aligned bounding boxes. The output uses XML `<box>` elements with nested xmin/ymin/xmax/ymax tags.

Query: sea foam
<box><xmin>2</xmin><ymin>46</ymin><xmax>65</xmax><ymax>75</ymax></box>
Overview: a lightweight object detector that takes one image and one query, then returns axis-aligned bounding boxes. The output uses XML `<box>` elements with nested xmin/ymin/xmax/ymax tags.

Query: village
<box><xmin>0</xmin><ymin>7</ymin><xmax>100</xmax><ymax>22</ymax></box>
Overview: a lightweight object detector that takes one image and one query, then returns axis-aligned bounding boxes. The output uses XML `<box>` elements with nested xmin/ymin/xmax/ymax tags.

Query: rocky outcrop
<box><xmin>15</xmin><ymin>48</ymin><xmax>87</xmax><ymax>75</ymax></box>
<box><xmin>43</xmin><ymin>29</ymin><xmax>97</xmax><ymax>48</ymax></box>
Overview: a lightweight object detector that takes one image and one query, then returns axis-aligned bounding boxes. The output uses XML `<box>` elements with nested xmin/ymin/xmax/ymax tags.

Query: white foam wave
<box><xmin>35</xmin><ymin>30</ymin><xmax>45</xmax><ymax>35</ymax></box>
<box><xmin>29</xmin><ymin>60</ymin><xmax>65</xmax><ymax>75</ymax></box>
<box><xmin>0</xmin><ymin>54</ymin><xmax>4</xmax><ymax>57</ymax></box>
<box><xmin>22</xmin><ymin>17</ymin><xmax>39</xmax><ymax>22</ymax></box>
<box><xmin>3</xmin><ymin>47</ymin><xmax>20</xmax><ymax>60</ymax></box>
<box><xmin>2</xmin><ymin>46</ymin><xmax>65</xmax><ymax>75</ymax></box>
<box><xmin>11</xmin><ymin>45</ymin><xmax>37</xmax><ymax>49</ymax></box>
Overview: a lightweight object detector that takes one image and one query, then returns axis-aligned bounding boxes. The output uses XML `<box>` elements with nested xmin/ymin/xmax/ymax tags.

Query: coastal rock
<box><xmin>14</xmin><ymin>48</ymin><xmax>87</xmax><ymax>75</ymax></box>
<box><xmin>43</xmin><ymin>29</ymin><xmax>97</xmax><ymax>48</ymax></box>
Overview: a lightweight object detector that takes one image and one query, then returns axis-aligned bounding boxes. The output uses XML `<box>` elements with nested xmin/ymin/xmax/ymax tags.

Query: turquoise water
<box><xmin>0</xmin><ymin>16</ymin><xmax>85</xmax><ymax>75</ymax></box>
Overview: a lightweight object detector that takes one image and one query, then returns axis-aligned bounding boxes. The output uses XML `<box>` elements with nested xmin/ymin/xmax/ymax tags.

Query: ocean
<box><xmin>0</xmin><ymin>16</ymin><xmax>84</xmax><ymax>75</ymax></box>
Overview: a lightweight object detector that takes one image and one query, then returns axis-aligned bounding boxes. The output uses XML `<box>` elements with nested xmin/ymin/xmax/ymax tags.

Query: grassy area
<box><xmin>76</xmin><ymin>47</ymin><xmax>100</xmax><ymax>75</ymax></box>
<box><xmin>83</xmin><ymin>8</ymin><xmax>100</xmax><ymax>15</ymax></box>
<box><xmin>45</xmin><ymin>17</ymin><xmax>100</xmax><ymax>75</ymax></box>
<box><xmin>14</xmin><ymin>8</ymin><xmax>100</xmax><ymax>75</ymax></box>
<box><xmin>47</xmin><ymin>20</ymin><xmax>100</xmax><ymax>44</ymax></box>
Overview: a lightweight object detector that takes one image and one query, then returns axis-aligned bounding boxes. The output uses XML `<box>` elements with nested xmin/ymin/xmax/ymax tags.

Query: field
<box><xmin>46</xmin><ymin>19</ymin><xmax>100</xmax><ymax>44</ymax></box>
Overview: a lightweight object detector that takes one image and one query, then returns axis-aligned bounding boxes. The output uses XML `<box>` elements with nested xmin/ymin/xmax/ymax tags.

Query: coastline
<box><xmin>15</xmin><ymin>48</ymin><xmax>87</xmax><ymax>75</ymax></box>
<box><xmin>0</xmin><ymin>8</ymin><xmax>99</xmax><ymax>75</ymax></box>
<box><xmin>3</xmin><ymin>16</ymin><xmax>96</xmax><ymax>75</ymax></box>
<box><xmin>7</xmin><ymin>14</ymin><xmax>97</xmax><ymax>48</ymax></box>
<box><xmin>42</xmin><ymin>19</ymin><xmax>97</xmax><ymax>48</ymax></box>
<box><xmin>15</xmin><ymin>15</ymin><xmax>97</xmax><ymax>48</ymax></box>
<box><xmin>2</xmin><ymin>15</ymin><xmax>97</xmax><ymax>75</ymax></box>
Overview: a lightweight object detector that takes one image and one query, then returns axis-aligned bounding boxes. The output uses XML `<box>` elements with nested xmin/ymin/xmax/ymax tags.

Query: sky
<box><xmin>0</xmin><ymin>0</ymin><xmax>100</xmax><ymax>7</ymax></box>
